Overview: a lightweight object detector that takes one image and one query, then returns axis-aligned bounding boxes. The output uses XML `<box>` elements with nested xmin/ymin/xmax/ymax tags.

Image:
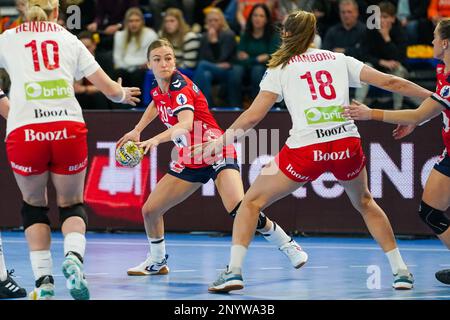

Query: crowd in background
<box><xmin>0</xmin><ymin>0</ymin><xmax>445</xmax><ymax>110</ymax></box>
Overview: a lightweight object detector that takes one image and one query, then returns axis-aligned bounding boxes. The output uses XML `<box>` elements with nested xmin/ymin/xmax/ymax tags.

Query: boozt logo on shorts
<box><xmin>313</xmin><ymin>149</ymin><xmax>350</xmax><ymax>162</ymax></box>
<box><xmin>25</xmin><ymin>79</ymin><xmax>72</xmax><ymax>100</ymax></box>
<box><xmin>286</xmin><ymin>164</ymin><xmax>310</xmax><ymax>181</ymax></box>
<box><xmin>11</xmin><ymin>161</ymin><xmax>32</xmax><ymax>174</ymax></box>
<box><xmin>69</xmin><ymin>158</ymin><xmax>88</xmax><ymax>172</ymax></box>
<box><xmin>304</xmin><ymin>106</ymin><xmax>345</xmax><ymax>125</ymax></box>
<box><xmin>24</xmin><ymin>128</ymin><xmax>69</xmax><ymax>142</ymax></box>
<box><xmin>34</xmin><ymin>108</ymin><xmax>69</xmax><ymax>119</ymax></box>
<box><xmin>316</xmin><ymin>124</ymin><xmax>348</xmax><ymax>139</ymax></box>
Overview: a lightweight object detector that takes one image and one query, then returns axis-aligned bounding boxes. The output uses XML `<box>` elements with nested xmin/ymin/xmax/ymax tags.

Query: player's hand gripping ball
<box><xmin>115</xmin><ymin>141</ymin><xmax>144</xmax><ymax>167</ymax></box>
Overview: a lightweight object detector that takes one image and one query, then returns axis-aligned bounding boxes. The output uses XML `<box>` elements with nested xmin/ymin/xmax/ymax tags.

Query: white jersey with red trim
<box><xmin>0</xmin><ymin>21</ymin><xmax>100</xmax><ymax>137</ymax></box>
<box><xmin>260</xmin><ymin>48</ymin><xmax>364</xmax><ymax>148</ymax></box>
<box><xmin>431</xmin><ymin>63</ymin><xmax>450</xmax><ymax>151</ymax></box>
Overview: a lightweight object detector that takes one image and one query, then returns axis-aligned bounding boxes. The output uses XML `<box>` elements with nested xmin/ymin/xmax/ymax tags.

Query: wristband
<box><xmin>371</xmin><ymin>109</ymin><xmax>384</xmax><ymax>121</ymax></box>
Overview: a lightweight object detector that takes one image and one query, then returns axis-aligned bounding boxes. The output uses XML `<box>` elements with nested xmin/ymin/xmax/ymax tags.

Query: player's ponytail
<box><xmin>438</xmin><ymin>18</ymin><xmax>450</xmax><ymax>41</ymax></box>
<box><xmin>26</xmin><ymin>0</ymin><xmax>59</xmax><ymax>22</ymax></box>
<box><xmin>268</xmin><ymin>10</ymin><xmax>316</xmax><ymax>69</ymax></box>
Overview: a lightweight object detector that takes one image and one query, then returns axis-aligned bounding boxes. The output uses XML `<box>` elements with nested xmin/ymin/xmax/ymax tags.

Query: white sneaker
<box><xmin>29</xmin><ymin>275</ymin><xmax>55</xmax><ymax>300</ymax></box>
<box><xmin>393</xmin><ymin>269</ymin><xmax>414</xmax><ymax>290</ymax></box>
<box><xmin>279</xmin><ymin>240</ymin><xmax>308</xmax><ymax>269</ymax></box>
<box><xmin>127</xmin><ymin>254</ymin><xmax>169</xmax><ymax>276</ymax></box>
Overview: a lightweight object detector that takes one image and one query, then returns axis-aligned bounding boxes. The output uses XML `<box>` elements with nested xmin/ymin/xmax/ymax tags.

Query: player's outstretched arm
<box><xmin>344</xmin><ymin>98</ymin><xmax>444</xmax><ymax>125</ymax></box>
<box><xmin>86</xmin><ymin>69</ymin><xmax>141</xmax><ymax>106</ymax></box>
<box><xmin>360</xmin><ymin>65</ymin><xmax>433</xmax><ymax>99</ymax></box>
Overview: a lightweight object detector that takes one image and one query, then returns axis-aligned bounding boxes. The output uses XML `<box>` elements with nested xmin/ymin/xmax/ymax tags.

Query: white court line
<box><xmin>439</xmin><ymin>264</ymin><xmax>450</xmax><ymax>267</ymax></box>
<box><xmin>364</xmin><ymin>295</ymin><xmax>450</xmax><ymax>300</ymax></box>
<box><xmin>171</xmin><ymin>270</ymin><xmax>196</xmax><ymax>273</ymax></box>
<box><xmin>3</xmin><ymin>239</ymin><xmax>447</xmax><ymax>252</ymax></box>
<box><xmin>304</xmin><ymin>266</ymin><xmax>329</xmax><ymax>269</ymax></box>
<box><xmin>260</xmin><ymin>267</ymin><xmax>284</xmax><ymax>270</ymax></box>
<box><xmin>53</xmin><ymin>273</ymin><xmax>109</xmax><ymax>277</ymax></box>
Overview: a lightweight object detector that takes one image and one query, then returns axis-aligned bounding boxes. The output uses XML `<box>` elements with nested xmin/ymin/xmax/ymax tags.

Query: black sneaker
<box><xmin>0</xmin><ymin>270</ymin><xmax>27</xmax><ymax>299</ymax></box>
<box><xmin>436</xmin><ymin>269</ymin><xmax>450</xmax><ymax>285</ymax></box>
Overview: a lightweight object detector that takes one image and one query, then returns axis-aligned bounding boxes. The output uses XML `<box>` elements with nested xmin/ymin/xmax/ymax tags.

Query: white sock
<box><xmin>386</xmin><ymin>248</ymin><xmax>408</xmax><ymax>274</ymax></box>
<box><xmin>262</xmin><ymin>222</ymin><xmax>292</xmax><ymax>248</ymax></box>
<box><xmin>229</xmin><ymin>245</ymin><xmax>247</xmax><ymax>270</ymax></box>
<box><xmin>0</xmin><ymin>236</ymin><xmax>8</xmax><ymax>281</ymax></box>
<box><xmin>149</xmin><ymin>237</ymin><xmax>166</xmax><ymax>262</ymax></box>
<box><xmin>64</xmin><ymin>232</ymin><xmax>86</xmax><ymax>259</ymax></box>
<box><xmin>30</xmin><ymin>250</ymin><xmax>53</xmax><ymax>281</ymax></box>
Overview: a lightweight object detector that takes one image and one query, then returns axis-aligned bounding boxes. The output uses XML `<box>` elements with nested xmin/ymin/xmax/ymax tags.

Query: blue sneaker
<box><xmin>62</xmin><ymin>253</ymin><xmax>90</xmax><ymax>300</ymax></box>
<box><xmin>208</xmin><ymin>266</ymin><xmax>243</xmax><ymax>293</ymax></box>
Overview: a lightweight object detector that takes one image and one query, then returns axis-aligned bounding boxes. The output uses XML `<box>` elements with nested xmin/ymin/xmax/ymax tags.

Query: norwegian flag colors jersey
<box><xmin>150</xmin><ymin>70</ymin><xmax>236</xmax><ymax>168</ymax></box>
<box><xmin>0</xmin><ymin>21</ymin><xmax>100</xmax><ymax>137</ymax></box>
<box><xmin>260</xmin><ymin>48</ymin><xmax>364</xmax><ymax>148</ymax></box>
<box><xmin>431</xmin><ymin>63</ymin><xmax>450</xmax><ymax>152</ymax></box>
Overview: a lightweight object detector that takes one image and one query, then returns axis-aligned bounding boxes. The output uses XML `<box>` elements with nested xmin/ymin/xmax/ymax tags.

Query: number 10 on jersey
<box><xmin>25</xmin><ymin>40</ymin><xmax>60</xmax><ymax>72</ymax></box>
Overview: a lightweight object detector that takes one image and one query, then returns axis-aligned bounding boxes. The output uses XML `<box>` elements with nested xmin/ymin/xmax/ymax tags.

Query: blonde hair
<box><xmin>268</xmin><ymin>10</ymin><xmax>316</xmax><ymax>69</ymax></box>
<box><xmin>124</xmin><ymin>7</ymin><xmax>145</xmax><ymax>51</ymax></box>
<box><xmin>160</xmin><ymin>8</ymin><xmax>190</xmax><ymax>49</ymax></box>
<box><xmin>26</xmin><ymin>0</ymin><xmax>59</xmax><ymax>22</ymax></box>
<box><xmin>205</xmin><ymin>8</ymin><xmax>230</xmax><ymax>32</ymax></box>
<box><xmin>147</xmin><ymin>38</ymin><xmax>175</xmax><ymax>60</ymax></box>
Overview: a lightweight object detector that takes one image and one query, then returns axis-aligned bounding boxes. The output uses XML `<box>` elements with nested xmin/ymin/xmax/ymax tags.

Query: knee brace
<box><xmin>21</xmin><ymin>202</ymin><xmax>50</xmax><ymax>230</ymax></box>
<box><xmin>59</xmin><ymin>203</ymin><xmax>88</xmax><ymax>226</ymax></box>
<box><xmin>228</xmin><ymin>201</ymin><xmax>267</xmax><ymax>229</ymax></box>
<box><xmin>419</xmin><ymin>201</ymin><xmax>449</xmax><ymax>235</ymax></box>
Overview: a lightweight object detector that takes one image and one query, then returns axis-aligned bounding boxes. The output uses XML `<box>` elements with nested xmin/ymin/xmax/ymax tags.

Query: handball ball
<box><xmin>115</xmin><ymin>141</ymin><xmax>144</xmax><ymax>167</ymax></box>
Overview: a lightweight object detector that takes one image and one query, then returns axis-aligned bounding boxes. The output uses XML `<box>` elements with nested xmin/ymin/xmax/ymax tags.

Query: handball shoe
<box><xmin>29</xmin><ymin>275</ymin><xmax>54</xmax><ymax>300</ymax></box>
<box><xmin>393</xmin><ymin>269</ymin><xmax>414</xmax><ymax>290</ymax></box>
<box><xmin>208</xmin><ymin>266</ymin><xmax>243</xmax><ymax>293</ymax></box>
<box><xmin>62</xmin><ymin>252</ymin><xmax>90</xmax><ymax>300</ymax></box>
<box><xmin>279</xmin><ymin>240</ymin><xmax>308</xmax><ymax>269</ymax></box>
<box><xmin>127</xmin><ymin>254</ymin><xmax>169</xmax><ymax>276</ymax></box>
<box><xmin>435</xmin><ymin>269</ymin><xmax>450</xmax><ymax>285</ymax></box>
<box><xmin>0</xmin><ymin>270</ymin><xmax>26</xmax><ymax>299</ymax></box>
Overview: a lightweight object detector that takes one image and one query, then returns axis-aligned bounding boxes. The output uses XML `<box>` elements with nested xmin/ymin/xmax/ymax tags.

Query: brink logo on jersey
<box><xmin>305</xmin><ymin>106</ymin><xmax>346</xmax><ymax>125</ymax></box>
<box><xmin>313</xmin><ymin>149</ymin><xmax>350</xmax><ymax>162</ymax></box>
<box><xmin>34</xmin><ymin>108</ymin><xmax>69</xmax><ymax>119</ymax></box>
<box><xmin>25</xmin><ymin>79</ymin><xmax>73</xmax><ymax>101</ymax></box>
<box><xmin>24</xmin><ymin>128</ymin><xmax>69</xmax><ymax>142</ymax></box>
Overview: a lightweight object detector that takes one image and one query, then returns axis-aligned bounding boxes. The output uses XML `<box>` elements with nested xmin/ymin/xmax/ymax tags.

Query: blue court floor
<box><xmin>2</xmin><ymin>231</ymin><xmax>450</xmax><ymax>300</ymax></box>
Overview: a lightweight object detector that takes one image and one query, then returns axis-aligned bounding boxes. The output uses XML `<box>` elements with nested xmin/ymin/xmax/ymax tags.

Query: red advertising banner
<box><xmin>0</xmin><ymin>111</ymin><xmax>442</xmax><ymax>235</ymax></box>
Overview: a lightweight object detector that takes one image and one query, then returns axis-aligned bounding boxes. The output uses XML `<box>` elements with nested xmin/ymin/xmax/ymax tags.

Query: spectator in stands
<box><xmin>428</xmin><ymin>0</ymin><xmax>450</xmax><ymax>26</ymax></box>
<box><xmin>358</xmin><ymin>1</ymin><xmax>408</xmax><ymax>109</ymax></box>
<box><xmin>159</xmin><ymin>8</ymin><xmax>201</xmax><ymax>77</ymax></box>
<box><xmin>397</xmin><ymin>0</ymin><xmax>430</xmax><ymax>44</ymax></box>
<box><xmin>323</xmin><ymin>0</ymin><xmax>365</xmax><ymax>59</ymax></box>
<box><xmin>0</xmin><ymin>0</ymin><xmax>26</xmax><ymax>32</ymax></box>
<box><xmin>149</xmin><ymin>0</ymin><xmax>196</xmax><ymax>28</ymax></box>
<box><xmin>113</xmin><ymin>8</ymin><xmax>158</xmax><ymax>91</ymax></box>
<box><xmin>228</xmin><ymin>4</ymin><xmax>278</xmax><ymax>107</ymax></box>
<box><xmin>193</xmin><ymin>8</ymin><xmax>237</xmax><ymax>107</ymax></box>
<box><xmin>74</xmin><ymin>32</ymin><xmax>111</xmax><ymax>110</ymax></box>
<box><xmin>236</xmin><ymin>0</ymin><xmax>275</xmax><ymax>32</ymax></box>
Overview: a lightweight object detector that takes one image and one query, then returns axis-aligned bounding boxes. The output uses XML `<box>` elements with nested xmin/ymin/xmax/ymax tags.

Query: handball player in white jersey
<box><xmin>0</xmin><ymin>0</ymin><xmax>140</xmax><ymax>299</ymax></box>
<box><xmin>191</xmin><ymin>10</ymin><xmax>433</xmax><ymax>292</ymax></box>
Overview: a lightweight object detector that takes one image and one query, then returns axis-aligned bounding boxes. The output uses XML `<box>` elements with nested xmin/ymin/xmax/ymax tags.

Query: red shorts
<box><xmin>6</xmin><ymin>121</ymin><xmax>88</xmax><ymax>176</ymax></box>
<box><xmin>275</xmin><ymin>137</ymin><xmax>366</xmax><ymax>182</ymax></box>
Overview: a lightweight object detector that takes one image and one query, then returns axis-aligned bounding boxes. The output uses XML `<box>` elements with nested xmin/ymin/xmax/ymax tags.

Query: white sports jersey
<box><xmin>0</xmin><ymin>21</ymin><xmax>100</xmax><ymax>137</ymax></box>
<box><xmin>260</xmin><ymin>48</ymin><xmax>364</xmax><ymax>148</ymax></box>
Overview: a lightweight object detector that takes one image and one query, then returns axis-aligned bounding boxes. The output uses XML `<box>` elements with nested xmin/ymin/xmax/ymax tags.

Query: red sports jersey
<box><xmin>150</xmin><ymin>70</ymin><xmax>236</xmax><ymax>168</ymax></box>
<box><xmin>431</xmin><ymin>63</ymin><xmax>450</xmax><ymax>151</ymax></box>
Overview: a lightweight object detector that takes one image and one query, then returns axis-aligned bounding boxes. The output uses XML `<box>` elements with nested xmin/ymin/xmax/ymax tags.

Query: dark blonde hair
<box><xmin>438</xmin><ymin>18</ymin><xmax>450</xmax><ymax>40</ymax></box>
<box><xmin>26</xmin><ymin>0</ymin><xmax>59</xmax><ymax>22</ymax></box>
<box><xmin>146</xmin><ymin>38</ymin><xmax>175</xmax><ymax>60</ymax></box>
<box><xmin>267</xmin><ymin>10</ymin><xmax>316</xmax><ymax>69</ymax></box>
<box><xmin>124</xmin><ymin>7</ymin><xmax>145</xmax><ymax>51</ymax></box>
<box><xmin>160</xmin><ymin>8</ymin><xmax>190</xmax><ymax>48</ymax></box>
<box><xmin>205</xmin><ymin>7</ymin><xmax>230</xmax><ymax>32</ymax></box>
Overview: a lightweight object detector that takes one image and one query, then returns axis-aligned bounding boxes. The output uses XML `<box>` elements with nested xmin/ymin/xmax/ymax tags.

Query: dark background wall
<box><xmin>0</xmin><ymin>110</ymin><xmax>442</xmax><ymax>235</ymax></box>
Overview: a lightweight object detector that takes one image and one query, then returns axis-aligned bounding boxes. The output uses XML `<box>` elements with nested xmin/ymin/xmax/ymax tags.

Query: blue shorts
<box><xmin>434</xmin><ymin>149</ymin><xmax>450</xmax><ymax>178</ymax></box>
<box><xmin>167</xmin><ymin>158</ymin><xmax>240</xmax><ymax>184</ymax></box>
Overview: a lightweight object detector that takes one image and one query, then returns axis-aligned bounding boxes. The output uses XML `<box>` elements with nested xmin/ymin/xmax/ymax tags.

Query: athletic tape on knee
<box><xmin>419</xmin><ymin>201</ymin><xmax>449</xmax><ymax>235</ymax></box>
<box><xmin>21</xmin><ymin>202</ymin><xmax>50</xmax><ymax>230</ymax></box>
<box><xmin>59</xmin><ymin>203</ymin><xmax>88</xmax><ymax>226</ymax></box>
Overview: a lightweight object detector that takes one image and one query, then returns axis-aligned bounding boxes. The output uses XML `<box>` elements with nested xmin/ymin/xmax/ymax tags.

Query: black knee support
<box><xmin>21</xmin><ymin>202</ymin><xmax>50</xmax><ymax>230</ymax></box>
<box><xmin>59</xmin><ymin>203</ymin><xmax>88</xmax><ymax>226</ymax></box>
<box><xmin>228</xmin><ymin>201</ymin><xmax>267</xmax><ymax>229</ymax></box>
<box><xmin>419</xmin><ymin>201</ymin><xmax>449</xmax><ymax>235</ymax></box>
